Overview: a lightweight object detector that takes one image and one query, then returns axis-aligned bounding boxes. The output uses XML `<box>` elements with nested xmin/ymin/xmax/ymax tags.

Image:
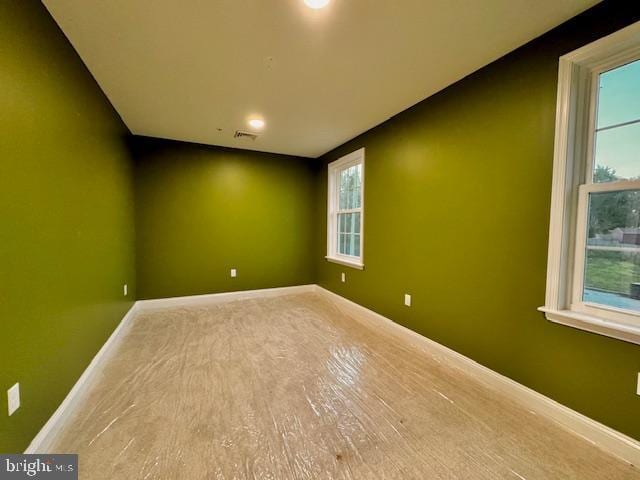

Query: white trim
<box><xmin>559</xmin><ymin>21</ymin><xmax>640</xmax><ymax>67</ymax></box>
<box><xmin>539</xmin><ymin>307</ymin><xmax>640</xmax><ymax>346</ymax></box>
<box><xmin>325</xmin><ymin>255</ymin><xmax>364</xmax><ymax>270</ymax></box>
<box><xmin>25</xmin><ymin>302</ymin><xmax>140</xmax><ymax>454</ymax></box>
<box><xmin>541</xmin><ymin>20</ymin><xmax>640</xmax><ymax>344</ymax></box>
<box><xmin>136</xmin><ymin>285</ymin><xmax>317</xmax><ymax>311</ymax></box>
<box><xmin>316</xmin><ymin>286</ymin><xmax>640</xmax><ymax>467</ymax></box>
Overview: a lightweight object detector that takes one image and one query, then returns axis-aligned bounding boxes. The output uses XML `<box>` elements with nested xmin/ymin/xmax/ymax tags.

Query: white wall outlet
<box><xmin>637</xmin><ymin>373</ymin><xmax>640</xmax><ymax>396</ymax></box>
<box><xmin>404</xmin><ymin>294</ymin><xmax>412</xmax><ymax>307</ymax></box>
<box><xmin>230</xmin><ymin>268</ymin><xmax>237</xmax><ymax>278</ymax></box>
<box><xmin>341</xmin><ymin>272</ymin><xmax>346</xmax><ymax>283</ymax></box>
<box><xmin>7</xmin><ymin>383</ymin><xmax>20</xmax><ymax>416</ymax></box>
<box><xmin>123</xmin><ymin>284</ymin><xmax>128</xmax><ymax>296</ymax></box>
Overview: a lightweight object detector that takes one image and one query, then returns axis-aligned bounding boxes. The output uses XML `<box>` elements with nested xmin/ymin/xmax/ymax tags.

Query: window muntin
<box><xmin>327</xmin><ymin>149</ymin><xmax>364</xmax><ymax>268</ymax></box>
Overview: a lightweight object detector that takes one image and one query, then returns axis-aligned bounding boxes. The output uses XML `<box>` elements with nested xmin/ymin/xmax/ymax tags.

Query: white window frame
<box><xmin>326</xmin><ymin>148</ymin><xmax>365</xmax><ymax>270</ymax></box>
<box><xmin>540</xmin><ymin>21</ymin><xmax>640</xmax><ymax>345</ymax></box>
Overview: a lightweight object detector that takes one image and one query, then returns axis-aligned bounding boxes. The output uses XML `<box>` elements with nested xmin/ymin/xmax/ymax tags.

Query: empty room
<box><xmin>2</xmin><ymin>0</ymin><xmax>640</xmax><ymax>478</ymax></box>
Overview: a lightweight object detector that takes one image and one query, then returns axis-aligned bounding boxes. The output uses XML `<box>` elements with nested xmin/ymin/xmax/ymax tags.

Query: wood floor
<box><xmin>51</xmin><ymin>293</ymin><xmax>639</xmax><ymax>479</ymax></box>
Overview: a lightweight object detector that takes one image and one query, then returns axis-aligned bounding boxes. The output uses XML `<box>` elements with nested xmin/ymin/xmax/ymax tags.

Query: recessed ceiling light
<box><xmin>248</xmin><ymin>118</ymin><xmax>265</xmax><ymax>130</ymax></box>
<box><xmin>304</xmin><ymin>0</ymin><xmax>330</xmax><ymax>9</ymax></box>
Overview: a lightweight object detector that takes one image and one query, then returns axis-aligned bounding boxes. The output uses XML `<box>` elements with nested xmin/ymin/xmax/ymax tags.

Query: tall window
<box><xmin>327</xmin><ymin>148</ymin><xmax>364</xmax><ymax>269</ymax></box>
<box><xmin>541</xmin><ymin>22</ymin><xmax>640</xmax><ymax>345</ymax></box>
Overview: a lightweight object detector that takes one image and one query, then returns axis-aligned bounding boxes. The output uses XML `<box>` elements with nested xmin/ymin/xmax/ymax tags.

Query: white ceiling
<box><xmin>43</xmin><ymin>0</ymin><xmax>599</xmax><ymax>158</ymax></box>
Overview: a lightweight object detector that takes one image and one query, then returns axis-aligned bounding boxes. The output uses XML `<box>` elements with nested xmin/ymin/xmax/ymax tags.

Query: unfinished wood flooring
<box><xmin>50</xmin><ymin>293</ymin><xmax>639</xmax><ymax>479</ymax></box>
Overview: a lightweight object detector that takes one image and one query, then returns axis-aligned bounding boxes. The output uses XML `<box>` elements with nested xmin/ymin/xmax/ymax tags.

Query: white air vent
<box><xmin>234</xmin><ymin>130</ymin><xmax>258</xmax><ymax>140</ymax></box>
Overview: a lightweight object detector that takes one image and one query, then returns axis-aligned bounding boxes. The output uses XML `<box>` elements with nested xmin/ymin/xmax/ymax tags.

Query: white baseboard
<box><xmin>316</xmin><ymin>286</ymin><xmax>640</xmax><ymax>467</ymax></box>
<box><xmin>25</xmin><ymin>302</ymin><xmax>140</xmax><ymax>454</ymax></box>
<box><xmin>136</xmin><ymin>284</ymin><xmax>317</xmax><ymax>311</ymax></box>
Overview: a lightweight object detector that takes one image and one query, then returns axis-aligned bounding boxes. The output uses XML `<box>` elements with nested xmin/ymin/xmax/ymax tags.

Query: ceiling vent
<box><xmin>234</xmin><ymin>130</ymin><xmax>259</xmax><ymax>141</ymax></box>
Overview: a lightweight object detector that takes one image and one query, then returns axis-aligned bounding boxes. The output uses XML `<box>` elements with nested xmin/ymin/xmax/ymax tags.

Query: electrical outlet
<box><xmin>7</xmin><ymin>383</ymin><xmax>20</xmax><ymax>416</ymax></box>
<box><xmin>123</xmin><ymin>284</ymin><xmax>128</xmax><ymax>296</ymax></box>
<box><xmin>341</xmin><ymin>272</ymin><xmax>346</xmax><ymax>283</ymax></box>
<box><xmin>230</xmin><ymin>268</ymin><xmax>237</xmax><ymax>278</ymax></box>
<box><xmin>404</xmin><ymin>294</ymin><xmax>412</xmax><ymax>307</ymax></box>
<box><xmin>637</xmin><ymin>373</ymin><xmax>640</xmax><ymax>396</ymax></box>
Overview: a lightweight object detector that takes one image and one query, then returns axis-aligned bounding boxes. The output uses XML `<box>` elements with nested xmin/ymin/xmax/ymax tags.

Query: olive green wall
<box><xmin>316</xmin><ymin>2</ymin><xmax>640</xmax><ymax>440</ymax></box>
<box><xmin>3</xmin><ymin>0</ymin><xmax>639</xmax><ymax>456</ymax></box>
<box><xmin>133</xmin><ymin>138</ymin><xmax>316</xmax><ymax>300</ymax></box>
<box><xmin>0</xmin><ymin>1</ymin><xmax>136</xmax><ymax>452</ymax></box>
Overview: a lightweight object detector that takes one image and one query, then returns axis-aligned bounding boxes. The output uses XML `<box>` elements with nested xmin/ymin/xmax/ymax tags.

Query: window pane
<box><xmin>338</xmin><ymin>164</ymin><xmax>362</xmax><ymax>210</ymax></box>
<box><xmin>351</xmin><ymin>164</ymin><xmax>362</xmax><ymax>209</ymax></box>
<box><xmin>593</xmin><ymin>58</ymin><xmax>640</xmax><ymax>183</ymax></box>
<box><xmin>583</xmin><ymin>189</ymin><xmax>640</xmax><ymax>312</ymax></box>
<box><xmin>347</xmin><ymin>166</ymin><xmax>354</xmax><ymax>209</ymax></box>
<box><xmin>339</xmin><ymin>168</ymin><xmax>349</xmax><ymax>210</ymax></box>
<box><xmin>593</xmin><ymin>122</ymin><xmax>640</xmax><ymax>182</ymax></box>
<box><xmin>596</xmin><ymin>59</ymin><xmax>640</xmax><ymax>130</ymax></box>
<box><xmin>336</xmin><ymin>212</ymin><xmax>361</xmax><ymax>257</ymax></box>
<box><xmin>339</xmin><ymin>233</ymin><xmax>350</xmax><ymax>256</ymax></box>
<box><xmin>338</xmin><ymin>213</ymin><xmax>360</xmax><ymax>234</ymax></box>
<box><xmin>339</xmin><ymin>170</ymin><xmax>348</xmax><ymax>209</ymax></box>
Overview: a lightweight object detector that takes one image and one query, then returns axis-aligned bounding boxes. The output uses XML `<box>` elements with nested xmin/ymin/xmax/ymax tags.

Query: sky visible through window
<box><xmin>594</xmin><ymin>59</ymin><xmax>640</xmax><ymax>182</ymax></box>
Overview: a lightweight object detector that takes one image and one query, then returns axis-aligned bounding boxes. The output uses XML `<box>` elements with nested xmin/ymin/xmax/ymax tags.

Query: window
<box><xmin>327</xmin><ymin>148</ymin><xmax>365</xmax><ymax>269</ymax></box>
<box><xmin>541</xmin><ymin>21</ymin><xmax>640</xmax><ymax>345</ymax></box>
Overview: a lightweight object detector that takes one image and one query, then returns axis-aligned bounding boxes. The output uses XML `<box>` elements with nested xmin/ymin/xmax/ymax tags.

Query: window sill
<box><xmin>538</xmin><ymin>306</ymin><xmax>640</xmax><ymax>346</ymax></box>
<box><xmin>325</xmin><ymin>256</ymin><xmax>364</xmax><ymax>270</ymax></box>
